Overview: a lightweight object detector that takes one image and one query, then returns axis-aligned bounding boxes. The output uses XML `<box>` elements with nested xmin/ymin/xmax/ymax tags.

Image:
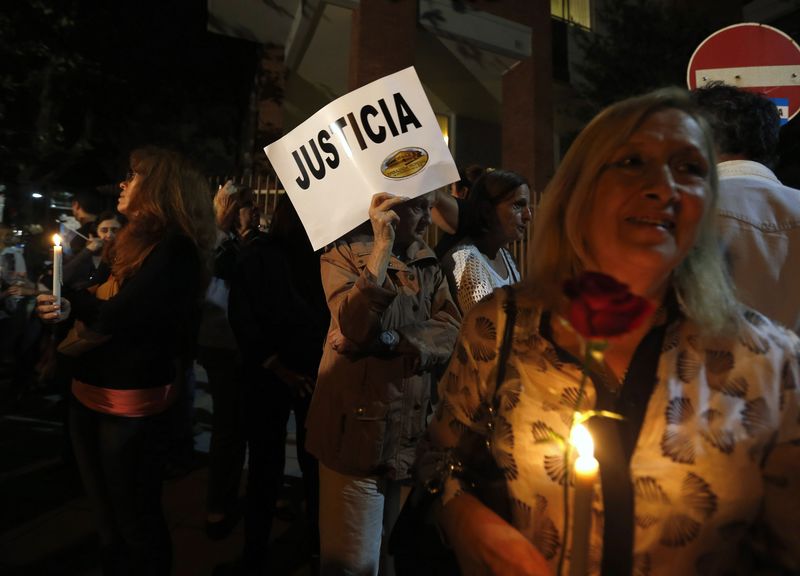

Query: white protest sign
<box><xmin>265</xmin><ymin>66</ymin><xmax>459</xmax><ymax>250</ymax></box>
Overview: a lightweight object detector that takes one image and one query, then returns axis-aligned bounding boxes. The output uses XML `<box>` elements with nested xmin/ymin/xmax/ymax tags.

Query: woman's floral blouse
<box><xmin>418</xmin><ymin>287</ymin><xmax>800</xmax><ymax>575</ymax></box>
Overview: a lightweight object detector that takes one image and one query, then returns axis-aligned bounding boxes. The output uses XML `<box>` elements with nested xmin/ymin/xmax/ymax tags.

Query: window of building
<box><xmin>551</xmin><ymin>0</ymin><xmax>591</xmax><ymax>29</ymax></box>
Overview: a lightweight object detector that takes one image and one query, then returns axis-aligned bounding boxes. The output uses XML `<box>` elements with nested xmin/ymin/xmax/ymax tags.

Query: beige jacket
<box><xmin>305</xmin><ymin>234</ymin><xmax>461</xmax><ymax>480</ymax></box>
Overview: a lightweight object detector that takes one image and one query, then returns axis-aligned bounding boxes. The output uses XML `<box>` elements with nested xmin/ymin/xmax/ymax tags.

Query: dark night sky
<box><xmin>0</xmin><ymin>1</ymin><xmax>265</xmax><ymax>276</ymax></box>
<box><xmin>1</xmin><ymin>0</ymin><xmax>261</xmax><ymax>205</ymax></box>
<box><xmin>3</xmin><ymin>1</ymin><xmax>799</xmax><ymax>217</ymax></box>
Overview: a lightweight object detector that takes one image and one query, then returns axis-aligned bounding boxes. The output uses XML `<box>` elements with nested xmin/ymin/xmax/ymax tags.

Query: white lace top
<box><xmin>442</xmin><ymin>239</ymin><xmax>520</xmax><ymax>314</ymax></box>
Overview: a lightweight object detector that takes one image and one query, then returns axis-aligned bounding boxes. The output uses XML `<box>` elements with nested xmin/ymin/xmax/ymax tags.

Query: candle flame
<box><xmin>571</xmin><ymin>422</ymin><xmax>594</xmax><ymax>460</ymax></box>
<box><xmin>53</xmin><ymin>234</ymin><xmax>62</xmax><ymax>247</ymax></box>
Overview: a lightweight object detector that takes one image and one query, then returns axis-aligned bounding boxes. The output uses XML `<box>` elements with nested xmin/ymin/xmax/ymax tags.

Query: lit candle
<box><xmin>52</xmin><ymin>234</ymin><xmax>62</xmax><ymax>307</ymax></box>
<box><xmin>569</xmin><ymin>421</ymin><xmax>599</xmax><ymax>576</ymax></box>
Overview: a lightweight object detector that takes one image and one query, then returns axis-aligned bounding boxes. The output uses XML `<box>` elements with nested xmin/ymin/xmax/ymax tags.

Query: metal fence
<box><xmin>210</xmin><ymin>174</ymin><xmax>532</xmax><ymax>278</ymax></box>
<box><xmin>210</xmin><ymin>173</ymin><xmax>285</xmax><ymax>229</ymax></box>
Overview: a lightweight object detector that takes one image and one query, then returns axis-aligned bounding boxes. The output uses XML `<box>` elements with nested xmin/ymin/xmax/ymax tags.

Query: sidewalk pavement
<box><xmin>0</xmin><ymin>465</ymin><xmax>316</xmax><ymax>576</ymax></box>
<box><xmin>0</xmin><ymin>368</ymin><xmax>315</xmax><ymax>576</ymax></box>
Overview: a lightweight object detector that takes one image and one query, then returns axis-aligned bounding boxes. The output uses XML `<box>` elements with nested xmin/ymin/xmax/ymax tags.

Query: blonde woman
<box><xmin>417</xmin><ymin>89</ymin><xmax>800</xmax><ymax>575</ymax></box>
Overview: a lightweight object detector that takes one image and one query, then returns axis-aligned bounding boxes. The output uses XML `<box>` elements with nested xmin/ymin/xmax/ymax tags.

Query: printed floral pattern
<box><xmin>418</xmin><ymin>288</ymin><xmax>800</xmax><ymax>575</ymax></box>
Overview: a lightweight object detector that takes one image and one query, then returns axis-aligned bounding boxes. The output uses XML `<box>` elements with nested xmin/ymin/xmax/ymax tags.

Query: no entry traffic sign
<box><xmin>687</xmin><ymin>23</ymin><xmax>800</xmax><ymax>123</ymax></box>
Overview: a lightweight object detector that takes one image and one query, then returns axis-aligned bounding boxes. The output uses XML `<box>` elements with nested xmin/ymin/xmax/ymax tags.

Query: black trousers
<box><xmin>198</xmin><ymin>346</ymin><xmax>246</xmax><ymax>515</ymax></box>
<box><xmin>241</xmin><ymin>364</ymin><xmax>320</xmax><ymax>574</ymax></box>
<box><xmin>70</xmin><ymin>396</ymin><xmax>174</xmax><ymax>576</ymax></box>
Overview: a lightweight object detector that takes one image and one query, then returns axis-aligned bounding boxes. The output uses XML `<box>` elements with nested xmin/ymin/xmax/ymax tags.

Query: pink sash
<box><xmin>72</xmin><ymin>379</ymin><xmax>177</xmax><ymax>417</ymax></box>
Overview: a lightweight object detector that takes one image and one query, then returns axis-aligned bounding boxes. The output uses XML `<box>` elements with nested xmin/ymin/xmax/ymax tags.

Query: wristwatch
<box><xmin>378</xmin><ymin>329</ymin><xmax>400</xmax><ymax>351</ymax></box>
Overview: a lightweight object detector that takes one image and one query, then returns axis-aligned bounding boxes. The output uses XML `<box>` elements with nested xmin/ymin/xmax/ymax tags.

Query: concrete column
<box><xmin>475</xmin><ymin>0</ymin><xmax>554</xmax><ymax>197</ymax></box>
<box><xmin>349</xmin><ymin>0</ymin><xmax>417</xmax><ymax>90</ymax></box>
<box><xmin>502</xmin><ymin>2</ymin><xmax>553</xmax><ymax>198</ymax></box>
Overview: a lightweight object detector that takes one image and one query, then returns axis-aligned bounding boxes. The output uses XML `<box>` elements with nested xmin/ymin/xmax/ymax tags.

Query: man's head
<box><xmin>691</xmin><ymin>82</ymin><xmax>781</xmax><ymax>167</ymax></box>
<box><xmin>70</xmin><ymin>191</ymin><xmax>102</xmax><ymax>223</ymax></box>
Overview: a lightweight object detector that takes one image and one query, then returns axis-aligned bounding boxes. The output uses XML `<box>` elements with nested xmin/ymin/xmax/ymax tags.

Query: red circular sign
<box><xmin>687</xmin><ymin>23</ymin><xmax>800</xmax><ymax>122</ymax></box>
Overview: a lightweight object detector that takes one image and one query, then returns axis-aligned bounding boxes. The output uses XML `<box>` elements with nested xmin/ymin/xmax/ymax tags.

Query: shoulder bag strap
<box><xmin>473</xmin><ymin>285</ymin><xmax>519</xmax><ymax>523</ymax></box>
<box><xmin>493</xmin><ymin>285</ymin><xmax>518</xmax><ymax>408</ymax></box>
<box><xmin>502</xmin><ymin>249</ymin><xmax>520</xmax><ymax>285</ymax></box>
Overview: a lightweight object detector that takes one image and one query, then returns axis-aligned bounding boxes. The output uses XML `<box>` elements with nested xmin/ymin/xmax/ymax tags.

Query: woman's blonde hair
<box><xmin>112</xmin><ymin>147</ymin><xmax>216</xmax><ymax>286</ymax></box>
<box><xmin>527</xmin><ymin>87</ymin><xmax>739</xmax><ymax>335</ymax></box>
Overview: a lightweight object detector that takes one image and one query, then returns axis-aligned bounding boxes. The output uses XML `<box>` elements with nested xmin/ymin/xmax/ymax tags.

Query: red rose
<box><xmin>563</xmin><ymin>272</ymin><xmax>654</xmax><ymax>339</ymax></box>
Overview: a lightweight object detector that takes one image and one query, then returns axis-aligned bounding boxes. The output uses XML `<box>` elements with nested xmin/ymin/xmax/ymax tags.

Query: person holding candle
<box><xmin>36</xmin><ymin>147</ymin><xmax>215</xmax><ymax>576</ymax></box>
<box><xmin>415</xmin><ymin>88</ymin><xmax>800</xmax><ymax>575</ymax></box>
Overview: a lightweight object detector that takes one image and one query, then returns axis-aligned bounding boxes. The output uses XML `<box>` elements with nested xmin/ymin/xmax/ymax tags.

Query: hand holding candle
<box><xmin>569</xmin><ymin>421</ymin><xmax>599</xmax><ymax>576</ymax></box>
<box><xmin>52</xmin><ymin>234</ymin><xmax>62</xmax><ymax>307</ymax></box>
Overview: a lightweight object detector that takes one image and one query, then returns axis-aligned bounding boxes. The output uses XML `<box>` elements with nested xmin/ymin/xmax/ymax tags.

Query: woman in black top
<box><xmin>37</xmin><ymin>147</ymin><xmax>215</xmax><ymax>575</ymax></box>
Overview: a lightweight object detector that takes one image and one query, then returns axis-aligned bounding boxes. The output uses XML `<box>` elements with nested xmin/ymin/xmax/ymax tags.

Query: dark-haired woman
<box><xmin>441</xmin><ymin>169</ymin><xmax>531</xmax><ymax>314</ymax></box>
<box><xmin>37</xmin><ymin>147</ymin><xmax>215</xmax><ymax>575</ymax></box>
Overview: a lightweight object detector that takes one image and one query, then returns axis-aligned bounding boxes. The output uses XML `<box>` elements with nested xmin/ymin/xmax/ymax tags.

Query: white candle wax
<box><xmin>569</xmin><ymin>423</ymin><xmax>599</xmax><ymax>576</ymax></box>
<box><xmin>52</xmin><ymin>234</ymin><xmax>62</xmax><ymax>306</ymax></box>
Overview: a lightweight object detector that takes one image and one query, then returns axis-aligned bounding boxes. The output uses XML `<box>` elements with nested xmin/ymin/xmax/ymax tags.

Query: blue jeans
<box><xmin>70</xmin><ymin>396</ymin><xmax>174</xmax><ymax>576</ymax></box>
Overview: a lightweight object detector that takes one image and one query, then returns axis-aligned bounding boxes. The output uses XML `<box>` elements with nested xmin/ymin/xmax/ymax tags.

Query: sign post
<box><xmin>687</xmin><ymin>23</ymin><xmax>800</xmax><ymax>124</ymax></box>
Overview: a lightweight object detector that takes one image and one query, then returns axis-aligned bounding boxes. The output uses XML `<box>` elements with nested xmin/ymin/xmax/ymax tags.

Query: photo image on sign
<box><xmin>381</xmin><ymin>147</ymin><xmax>429</xmax><ymax>179</ymax></box>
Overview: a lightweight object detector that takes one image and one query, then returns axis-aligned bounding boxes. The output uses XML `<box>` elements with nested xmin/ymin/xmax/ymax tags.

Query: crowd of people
<box><xmin>0</xmin><ymin>81</ymin><xmax>796</xmax><ymax>576</ymax></box>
